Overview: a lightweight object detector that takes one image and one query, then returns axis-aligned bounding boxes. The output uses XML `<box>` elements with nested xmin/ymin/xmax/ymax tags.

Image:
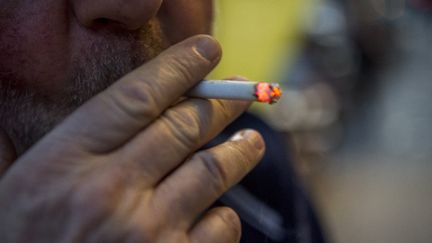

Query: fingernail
<box><xmin>230</xmin><ymin>129</ymin><xmax>265</xmax><ymax>150</ymax></box>
<box><xmin>230</xmin><ymin>131</ymin><xmax>245</xmax><ymax>142</ymax></box>
<box><xmin>194</xmin><ymin>36</ymin><xmax>220</xmax><ymax>62</ymax></box>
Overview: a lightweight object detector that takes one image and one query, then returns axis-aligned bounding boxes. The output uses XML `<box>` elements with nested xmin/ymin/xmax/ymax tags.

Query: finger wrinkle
<box><xmin>160</xmin><ymin>108</ymin><xmax>202</xmax><ymax>151</ymax></box>
<box><xmin>226</xmin><ymin>142</ymin><xmax>253</xmax><ymax>172</ymax></box>
<box><xmin>107</xmin><ymin>80</ymin><xmax>160</xmax><ymax>123</ymax></box>
<box><xmin>162</xmin><ymin>53</ymin><xmax>200</xmax><ymax>86</ymax></box>
<box><xmin>212</xmin><ymin>99</ymin><xmax>248</xmax><ymax>123</ymax></box>
<box><xmin>195</xmin><ymin>152</ymin><xmax>229</xmax><ymax>194</ymax></box>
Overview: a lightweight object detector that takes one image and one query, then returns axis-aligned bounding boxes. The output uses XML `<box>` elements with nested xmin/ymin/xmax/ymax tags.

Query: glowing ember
<box><xmin>254</xmin><ymin>82</ymin><xmax>282</xmax><ymax>104</ymax></box>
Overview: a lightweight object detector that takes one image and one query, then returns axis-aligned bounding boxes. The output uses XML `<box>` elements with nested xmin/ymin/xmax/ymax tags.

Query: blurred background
<box><xmin>211</xmin><ymin>0</ymin><xmax>432</xmax><ymax>242</ymax></box>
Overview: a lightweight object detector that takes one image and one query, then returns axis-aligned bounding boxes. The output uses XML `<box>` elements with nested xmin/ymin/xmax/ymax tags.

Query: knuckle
<box><xmin>195</xmin><ymin>152</ymin><xmax>229</xmax><ymax>193</ymax></box>
<box><xmin>108</xmin><ymin>79</ymin><xmax>160</xmax><ymax>121</ymax></box>
<box><xmin>161</xmin><ymin>108</ymin><xmax>202</xmax><ymax>150</ymax></box>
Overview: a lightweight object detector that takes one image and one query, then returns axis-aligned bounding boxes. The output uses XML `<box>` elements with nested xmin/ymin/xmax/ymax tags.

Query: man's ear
<box><xmin>0</xmin><ymin>129</ymin><xmax>16</xmax><ymax>177</ymax></box>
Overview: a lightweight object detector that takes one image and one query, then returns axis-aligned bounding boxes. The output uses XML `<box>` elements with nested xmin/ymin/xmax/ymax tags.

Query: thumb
<box><xmin>0</xmin><ymin>129</ymin><xmax>16</xmax><ymax>176</ymax></box>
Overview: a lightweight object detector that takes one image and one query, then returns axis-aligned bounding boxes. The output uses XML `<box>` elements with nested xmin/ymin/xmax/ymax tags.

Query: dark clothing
<box><xmin>208</xmin><ymin>113</ymin><xmax>326</xmax><ymax>243</ymax></box>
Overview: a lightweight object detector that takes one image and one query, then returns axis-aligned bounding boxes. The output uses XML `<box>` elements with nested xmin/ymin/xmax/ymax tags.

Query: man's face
<box><xmin>0</xmin><ymin>0</ymin><xmax>214</xmax><ymax>153</ymax></box>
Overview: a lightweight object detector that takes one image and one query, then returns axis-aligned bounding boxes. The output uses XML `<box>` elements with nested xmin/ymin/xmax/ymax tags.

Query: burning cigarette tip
<box><xmin>255</xmin><ymin>82</ymin><xmax>283</xmax><ymax>104</ymax></box>
<box><xmin>186</xmin><ymin>80</ymin><xmax>283</xmax><ymax>104</ymax></box>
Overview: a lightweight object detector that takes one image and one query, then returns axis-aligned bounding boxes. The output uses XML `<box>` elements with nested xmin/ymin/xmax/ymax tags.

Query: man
<box><xmin>0</xmin><ymin>1</ymin><xmax>324</xmax><ymax>242</ymax></box>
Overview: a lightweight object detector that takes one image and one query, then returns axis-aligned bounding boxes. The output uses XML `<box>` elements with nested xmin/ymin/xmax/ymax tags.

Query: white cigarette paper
<box><xmin>186</xmin><ymin>80</ymin><xmax>282</xmax><ymax>104</ymax></box>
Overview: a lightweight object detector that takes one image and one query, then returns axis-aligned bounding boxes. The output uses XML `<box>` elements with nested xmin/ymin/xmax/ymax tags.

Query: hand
<box><xmin>0</xmin><ymin>35</ymin><xmax>265</xmax><ymax>243</ymax></box>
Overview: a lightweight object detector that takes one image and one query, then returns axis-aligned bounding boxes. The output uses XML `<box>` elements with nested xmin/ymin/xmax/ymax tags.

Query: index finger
<box><xmin>47</xmin><ymin>35</ymin><xmax>222</xmax><ymax>154</ymax></box>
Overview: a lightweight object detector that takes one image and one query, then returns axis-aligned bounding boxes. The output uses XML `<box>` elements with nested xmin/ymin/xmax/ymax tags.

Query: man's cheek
<box><xmin>0</xmin><ymin>13</ymin><xmax>70</xmax><ymax>92</ymax></box>
<box><xmin>159</xmin><ymin>0</ymin><xmax>214</xmax><ymax>43</ymax></box>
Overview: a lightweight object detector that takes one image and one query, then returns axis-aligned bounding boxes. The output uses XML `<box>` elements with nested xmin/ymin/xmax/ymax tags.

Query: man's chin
<box><xmin>0</xmin><ymin>55</ymin><xmax>144</xmax><ymax>155</ymax></box>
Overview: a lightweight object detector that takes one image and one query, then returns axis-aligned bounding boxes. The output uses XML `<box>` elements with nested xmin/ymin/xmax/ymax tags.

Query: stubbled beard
<box><xmin>0</xmin><ymin>22</ymin><xmax>167</xmax><ymax>155</ymax></box>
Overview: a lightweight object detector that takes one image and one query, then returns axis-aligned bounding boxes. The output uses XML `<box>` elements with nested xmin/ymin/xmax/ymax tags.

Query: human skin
<box><xmin>0</xmin><ymin>1</ymin><xmax>265</xmax><ymax>242</ymax></box>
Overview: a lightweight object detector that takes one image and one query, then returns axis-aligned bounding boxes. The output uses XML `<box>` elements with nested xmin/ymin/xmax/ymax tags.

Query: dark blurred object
<box><xmin>266</xmin><ymin>0</ymin><xmax>399</xmax><ymax>179</ymax></box>
<box><xmin>270</xmin><ymin>0</ymin><xmax>396</xmax><ymax>153</ymax></box>
<box><xmin>300</xmin><ymin>0</ymin><xmax>395</xmax><ymax>111</ymax></box>
<box><xmin>305</xmin><ymin>2</ymin><xmax>432</xmax><ymax>242</ymax></box>
<box><xmin>410</xmin><ymin>0</ymin><xmax>432</xmax><ymax>10</ymax></box>
<box><xmin>208</xmin><ymin>112</ymin><xmax>327</xmax><ymax>243</ymax></box>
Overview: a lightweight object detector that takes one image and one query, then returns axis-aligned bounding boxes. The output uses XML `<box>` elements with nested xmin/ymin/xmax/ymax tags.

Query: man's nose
<box><xmin>72</xmin><ymin>0</ymin><xmax>163</xmax><ymax>30</ymax></box>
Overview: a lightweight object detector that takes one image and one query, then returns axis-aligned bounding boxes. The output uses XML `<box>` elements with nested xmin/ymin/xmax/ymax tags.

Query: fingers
<box><xmin>154</xmin><ymin>129</ymin><xmax>265</xmax><ymax>223</ymax></box>
<box><xmin>115</xmin><ymin>98</ymin><xmax>249</xmax><ymax>185</ymax></box>
<box><xmin>189</xmin><ymin>207</ymin><xmax>242</xmax><ymax>243</ymax></box>
<box><xmin>0</xmin><ymin>129</ymin><xmax>16</xmax><ymax>176</ymax></box>
<box><xmin>48</xmin><ymin>35</ymin><xmax>221</xmax><ymax>154</ymax></box>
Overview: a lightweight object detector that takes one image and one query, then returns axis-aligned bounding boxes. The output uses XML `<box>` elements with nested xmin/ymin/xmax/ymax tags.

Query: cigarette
<box><xmin>186</xmin><ymin>80</ymin><xmax>283</xmax><ymax>104</ymax></box>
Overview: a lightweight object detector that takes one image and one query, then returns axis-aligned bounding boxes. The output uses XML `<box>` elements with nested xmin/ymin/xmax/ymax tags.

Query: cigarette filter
<box><xmin>187</xmin><ymin>80</ymin><xmax>282</xmax><ymax>104</ymax></box>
